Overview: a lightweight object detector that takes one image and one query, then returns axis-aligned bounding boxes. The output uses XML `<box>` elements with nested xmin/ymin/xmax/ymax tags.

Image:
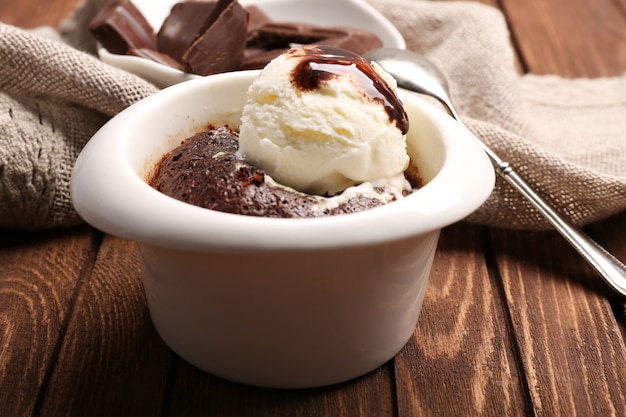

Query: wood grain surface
<box><xmin>0</xmin><ymin>227</ymin><xmax>99</xmax><ymax>417</ymax></box>
<box><xmin>0</xmin><ymin>0</ymin><xmax>81</xmax><ymax>29</ymax></box>
<box><xmin>1</xmin><ymin>0</ymin><xmax>625</xmax><ymax>416</ymax></box>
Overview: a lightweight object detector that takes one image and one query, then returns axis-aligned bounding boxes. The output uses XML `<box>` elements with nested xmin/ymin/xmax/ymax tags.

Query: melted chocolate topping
<box><xmin>289</xmin><ymin>45</ymin><xmax>409</xmax><ymax>134</ymax></box>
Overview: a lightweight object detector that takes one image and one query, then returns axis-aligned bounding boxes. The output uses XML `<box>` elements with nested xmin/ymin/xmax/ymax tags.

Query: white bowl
<box><xmin>98</xmin><ymin>0</ymin><xmax>406</xmax><ymax>88</ymax></box>
<box><xmin>71</xmin><ymin>70</ymin><xmax>494</xmax><ymax>388</ymax></box>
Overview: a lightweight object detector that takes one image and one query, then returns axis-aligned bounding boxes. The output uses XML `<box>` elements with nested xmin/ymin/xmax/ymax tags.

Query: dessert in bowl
<box><xmin>71</xmin><ymin>47</ymin><xmax>494</xmax><ymax>388</ymax></box>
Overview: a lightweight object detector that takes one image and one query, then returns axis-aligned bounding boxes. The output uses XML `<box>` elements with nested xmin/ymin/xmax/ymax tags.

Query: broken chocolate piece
<box><xmin>245</xmin><ymin>22</ymin><xmax>383</xmax><ymax>62</ymax></box>
<box><xmin>157</xmin><ymin>1</ymin><xmax>217</xmax><ymax>62</ymax></box>
<box><xmin>128</xmin><ymin>48</ymin><xmax>184</xmax><ymax>70</ymax></box>
<box><xmin>247</xmin><ymin>22</ymin><xmax>347</xmax><ymax>49</ymax></box>
<box><xmin>88</xmin><ymin>0</ymin><xmax>156</xmax><ymax>55</ymax></box>
<box><xmin>313</xmin><ymin>31</ymin><xmax>383</xmax><ymax>55</ymax></box>
<box><xmin>182</xmin><ymin>0</ymin><xmax>249</xmax><ymax>75</ymax></box>
<box><xmin>245</xmin><ymin>5</ymin><xmax>272</xmax><ymax>32</ymax></box>
<box><xmin>239</xmin><ymin>47</ymin><xmax>288</xmax><ymax>70</ymax></box>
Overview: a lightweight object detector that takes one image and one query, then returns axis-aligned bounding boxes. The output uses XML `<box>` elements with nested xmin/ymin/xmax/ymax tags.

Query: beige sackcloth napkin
<box><xmin>1</xmin><ymin>0</ymin><xmax>625</xmax><ymax>230</ymax></box>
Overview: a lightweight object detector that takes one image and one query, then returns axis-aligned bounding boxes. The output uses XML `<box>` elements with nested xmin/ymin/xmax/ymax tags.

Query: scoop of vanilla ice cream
<box><xmin>238</xmin><ymin>45</ymin><xmax>410</xmax><ymax>196</ymax></box>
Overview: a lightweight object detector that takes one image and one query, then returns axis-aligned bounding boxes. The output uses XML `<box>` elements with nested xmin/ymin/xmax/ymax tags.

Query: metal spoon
<box><xmin>364</xmin><ymin>47</ymin><xmax>626</xmax><ymax>296</ymax></box>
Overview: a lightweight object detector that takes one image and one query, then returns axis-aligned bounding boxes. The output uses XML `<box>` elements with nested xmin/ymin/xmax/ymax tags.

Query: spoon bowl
<box><xmin>364</xmin><ymin>47</ymin><xmax>626</xmax><ymax>296</ymax></box>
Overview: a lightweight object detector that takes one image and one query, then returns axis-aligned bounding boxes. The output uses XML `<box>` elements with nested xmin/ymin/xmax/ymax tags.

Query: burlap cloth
<box><xmin>1</xmin><ymin>0</ymin><xmax>625</xmax><ymax>230</ymax></box>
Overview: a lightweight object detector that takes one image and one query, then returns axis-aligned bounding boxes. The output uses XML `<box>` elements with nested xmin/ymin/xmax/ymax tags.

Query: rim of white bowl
<box><xmin>71</xmin><ymin>71</ymin><xmax>494</xmax><ymax>252</ymax></box>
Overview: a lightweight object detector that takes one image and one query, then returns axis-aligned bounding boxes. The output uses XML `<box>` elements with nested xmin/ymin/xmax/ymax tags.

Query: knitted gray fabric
<box><xmin>0</xmin><ymin>0</ymin><xmax>625</xmax><ymax>230</ymax></box>
<box><xmin>0</xmin><ymin>23</ymin><xmax>158</xmax><ymax>229</ymax></box>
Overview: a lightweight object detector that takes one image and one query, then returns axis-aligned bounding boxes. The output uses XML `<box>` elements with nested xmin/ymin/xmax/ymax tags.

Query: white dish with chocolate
<box><xmin>94</xmin><ymin>0</ymin><xmax>406</xmax><ymax>87</ymax></box>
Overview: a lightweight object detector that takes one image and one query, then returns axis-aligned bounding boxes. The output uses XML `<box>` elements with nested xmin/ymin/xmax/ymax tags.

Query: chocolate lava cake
<box><xmin>149</xmin><ymin>126</ymin><xmax>421</xmax><ymax>218</ymax></box>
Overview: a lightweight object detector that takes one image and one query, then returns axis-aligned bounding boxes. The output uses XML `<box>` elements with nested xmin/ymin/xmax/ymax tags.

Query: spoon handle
<box><xmin>496</xmin><ymin>160</ymin><xmax>626</xmax><ymax>295</ymax></box>
<box><xmin>437</xmin><ymin>98</ymin><xmax>626</xmax><ymax>295</ymax></box>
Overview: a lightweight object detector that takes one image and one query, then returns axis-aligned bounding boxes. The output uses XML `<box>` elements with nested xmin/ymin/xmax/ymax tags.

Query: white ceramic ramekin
<box><xmin>71</xmin><ymin>70</ymin><xmax>494</xmax><ymax>388</ymax></box>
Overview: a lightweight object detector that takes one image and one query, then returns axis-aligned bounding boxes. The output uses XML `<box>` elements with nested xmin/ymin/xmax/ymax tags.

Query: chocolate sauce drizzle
<box><xmin>289</xmin><ymin>45</ymin><xmax>409</xmax><ymax>134</ymax></box>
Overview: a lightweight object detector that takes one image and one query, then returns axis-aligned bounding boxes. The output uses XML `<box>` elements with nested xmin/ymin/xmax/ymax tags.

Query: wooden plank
<box><xmin>394</xmin><ymin>223</ymin><xmax>529</xmax><ymax>416</ymax></box>
<box><xmin>589</xmin><ymin>211</ymin><xmax>626</xmax><ymax>340</ymax></box>
<box><xmin>488</xmin><ymin>0</ymin><xmax>626</xmax><ymax>414</ymax></box>
<box><xmin>491</xmin><ymin>227</ymin><xmax>626</xmax><ymax>416</ymax></box>
<box><xmin>35</xmin><ymin>236</ymin><xmax>173</xmax><ymax>417</ymax></box>
<box><xmin>167</xmin><ymin>359</ymin><xmax>395</xmax><ymax>416</ymax></box>
<box><xmin>0</xmin><ymin>0</ymin><xmax>83</xmax><ymax>29</ymax></box>
<box><xmin>501</xmin><ymin>0</ymin><xmax>626</xmax><ymax>76</ymax></box>
<box><xmin>0</xmin><ymin>226</ymin><xmax>99</xmax><ymax>417</ymax></box>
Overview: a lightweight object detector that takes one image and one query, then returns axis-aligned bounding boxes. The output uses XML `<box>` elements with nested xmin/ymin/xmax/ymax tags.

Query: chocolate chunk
<box><xmin>247</xmin><ymin>22</ymin><xmax>347</xmax><ymax>49</ymax></box>
<box><xmin>245</xmin><ymin>5</ymin><xmax>272</xmax><ymax>32</ymax></box>
<box><xmin>248</xmin><ymin>22</ymin><xmax>383</xmax><ymax>56</ymax></box>
<box><xmin>239</xmin><ymin>47</ymin><xmax>288</xmax><ymax>70</ymax></box>
<box><xmin>128</xmin><ymin>48</ymin><xmax>183</xmax><ymax>70</ymax></box>
<box><xmin>182</xmin><ymin>0</ymin><xmax>249</xmax><ymax>75</ymax></box>
<box><xmin>313</xmin><ymin>31</ymin><xmax>383</xmax><ymax>55</ymax></box>
<box><xmin>88</xmin><ymin>0</ymin><xmax>156</xmax><ymax>55</ymax></box>
<box><xmin>157</xmin><ymin>1</ymin><xmax>217</xmax><ymax>62</ymax></box>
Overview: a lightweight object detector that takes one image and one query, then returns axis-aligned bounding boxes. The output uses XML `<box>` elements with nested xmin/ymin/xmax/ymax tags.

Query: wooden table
<box><xmin>2</xmin><ymin>0</ymin><xmax>625</xmax><ymax>416</ymax></box>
